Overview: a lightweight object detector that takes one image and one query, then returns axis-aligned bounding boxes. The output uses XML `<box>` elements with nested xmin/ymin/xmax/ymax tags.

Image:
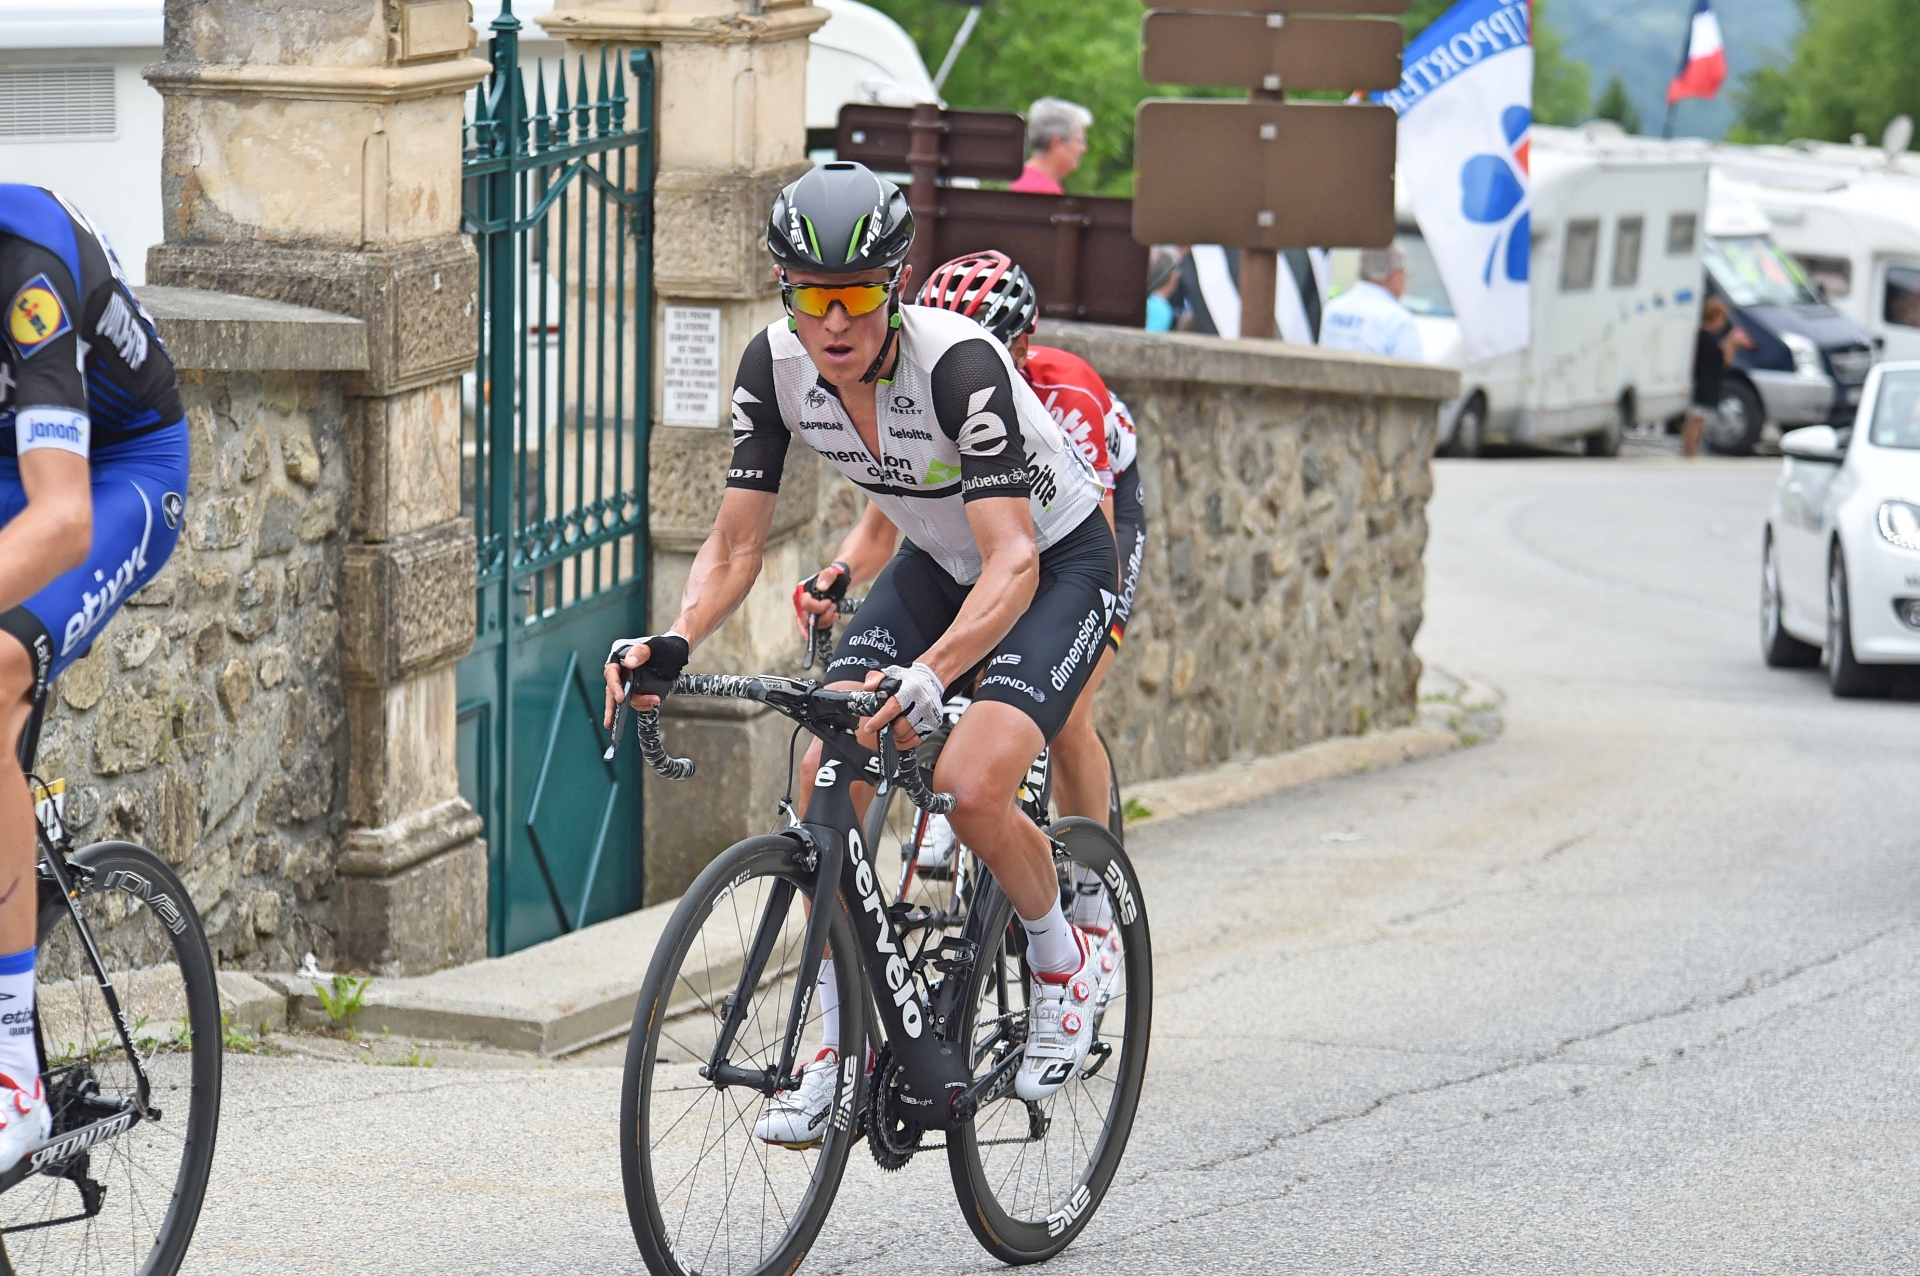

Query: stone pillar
<box><xmin>146</xmin><ymin>1</ymin><xmax>493</xmax><ymax>973</ymax></box>
<box><xmin>540</xmin><ymin>0</ymin><xmax>845</xmax><ymax>902</ymax></box>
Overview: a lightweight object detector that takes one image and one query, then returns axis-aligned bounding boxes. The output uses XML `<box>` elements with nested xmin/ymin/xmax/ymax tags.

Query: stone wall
<box><xmin>1039</xmin><ymin>321</ymin><xmax>1457</xmax><ymax>782</ymax></box>
<box><xmin>32</xmin><ymin>288</ymin><xmax>369</xmax><ymax>971</ymax></box>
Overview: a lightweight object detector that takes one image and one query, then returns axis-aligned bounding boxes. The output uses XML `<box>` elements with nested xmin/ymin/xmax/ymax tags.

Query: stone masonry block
<box><xmin>147</xmin><ymin>238</ymin><xmax>477</xmax><ymax>397</ymax></box>
<box><xmin>337</xmin><ymin>839</ymin><xmax>488</xmax><ymax>976</ymax></box>
<box><xmin>341</xmin><ymin>519</ymin><xmax>476</xmax><ymax>687</ymax></box>
<box><xmin>654</xmin><ymin>165</ymin><xmax>810</xmax><ymax>300</ymax></box>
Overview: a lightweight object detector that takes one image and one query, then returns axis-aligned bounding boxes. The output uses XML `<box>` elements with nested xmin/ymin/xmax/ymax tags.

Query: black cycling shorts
<box><xmin>1108</xmin><ymin>463</ymin><xmax>1145</xmax><ymax>653</ymax></box>
<box><xmin>827</xmin><ymin>508</ymin><xmax>1117</xmax><ymax>743</ymax></box>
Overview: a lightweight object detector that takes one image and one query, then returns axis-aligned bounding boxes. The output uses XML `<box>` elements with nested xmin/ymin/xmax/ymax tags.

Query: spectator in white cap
<box><xmin>1319</xmin><ymin>243</ymin><xmax>1423</xmax><ymax>361</ymax></box>
<box><xmin>1010</xmin><ymin>97</ymin><xmax>1092</xmax><ymax>195</ymax></box>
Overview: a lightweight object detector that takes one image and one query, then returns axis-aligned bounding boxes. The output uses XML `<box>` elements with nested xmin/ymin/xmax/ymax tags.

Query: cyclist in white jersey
<box><xmin>603</xmin><ymin>163</ymin><xmax>1115</xmax><ymax>1144</ymax></box>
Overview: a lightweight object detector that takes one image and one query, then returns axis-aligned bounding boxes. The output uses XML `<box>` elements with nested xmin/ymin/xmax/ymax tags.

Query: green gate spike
<box><xmin>529</xmin><ymin>64</ymin><xmax>552</xmax><ymax>151</ymax></box>
<box><xmin>553</xmin><ymin>61</ymin><xmax>571</xmax><ymax>144</ymax></box>
<box><xmin>609</xmin><ymin>50</ymin><xmax>627</xmax><ymax>131</ymax></box>
<box><xmin>532</xmin><ymin>64</ymin><xmax>550</xmax><ymax>151</ymax></box>
<box><xmin>575</xmin><ymin>57</ymin><xmax>591</xmax><ymax>137</ymax></box>
<box><xmin>514</xmin><ymin>66</ymin><xmax>531</xmax><ymax>152</ymax></box>
<box><xmin>596</xmin><ymin>48</ymin><xmax>611</xmax><ymax>138</ymax></box>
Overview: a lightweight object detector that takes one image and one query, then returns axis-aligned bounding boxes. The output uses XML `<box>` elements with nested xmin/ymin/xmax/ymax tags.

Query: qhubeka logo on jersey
<box><xmin>7</xmin><ymin>274</ymin><xmax>71</xmax><ymax>358</ymax></box>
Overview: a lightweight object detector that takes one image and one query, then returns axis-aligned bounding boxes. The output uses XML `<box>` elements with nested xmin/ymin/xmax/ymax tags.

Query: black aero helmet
<box><xmin>768</xmin><ymin>162</ymin><xmax>914</xmax><ymax>275</ymax></box>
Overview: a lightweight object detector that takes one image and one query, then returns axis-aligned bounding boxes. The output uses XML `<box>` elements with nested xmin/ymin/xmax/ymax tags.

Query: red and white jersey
<box><xmin>1019</xmin><ymin>344</ymin><xmax>1133</xmax><ymax>488</ymax></box>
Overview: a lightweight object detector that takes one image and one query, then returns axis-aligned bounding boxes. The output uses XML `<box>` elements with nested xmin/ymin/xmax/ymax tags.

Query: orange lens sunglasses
<box><xmin>782</xmin><ymin>281</ymin><xmax>893</xmax><ymax>319</ymax></box>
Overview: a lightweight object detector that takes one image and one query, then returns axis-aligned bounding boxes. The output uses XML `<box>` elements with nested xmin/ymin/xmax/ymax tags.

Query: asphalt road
<box><xmin>193</xmin><ymin>455</ymin><xmax>1920</xmax><ymax>1274</ymax></box>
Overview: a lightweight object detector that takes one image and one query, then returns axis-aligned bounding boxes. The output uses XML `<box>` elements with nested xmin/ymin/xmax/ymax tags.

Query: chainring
<box><xmin>865</xmin><ymin>1044</ymin><xmax>923</xmax><ymax>1172</ymax></box>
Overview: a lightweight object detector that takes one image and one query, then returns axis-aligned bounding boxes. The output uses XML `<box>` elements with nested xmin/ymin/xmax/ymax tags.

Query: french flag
<box><xmin>1667</xmin><ymin>0</ymin><xmax>1727</xmax><ymax>104</ymax></box>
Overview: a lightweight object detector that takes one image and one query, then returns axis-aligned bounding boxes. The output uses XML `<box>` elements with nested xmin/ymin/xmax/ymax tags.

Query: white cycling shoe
<box><xmin>1082</xmin><ymin>923</ymin><xmax>1124</xmax><ymax>1015</ymax></box>
<box><xmin>912</xmin><ymin>814</ymin><xmax>958</xmax><ymax>876</ymax></box>
<box><xmin>1016</xmin><ymin>930</ymin><xmax>1097</xmax><ymax>1102</ymax></box>
<box><xmin>753</xmin><ymin>1048</ymin><xmax>841</xmax><ymax>1149</ymax></box>
<box><xmin>0</xmin><ymin>1073</ymin><xmax>50</xmax><ymax>1173</ymax></box>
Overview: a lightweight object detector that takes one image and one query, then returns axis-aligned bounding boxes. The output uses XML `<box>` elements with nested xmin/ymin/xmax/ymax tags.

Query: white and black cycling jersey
<box><xmin>725</xmin><ymin>305</ymin><xmax>1104</xmax><ymax>584</ymax></box>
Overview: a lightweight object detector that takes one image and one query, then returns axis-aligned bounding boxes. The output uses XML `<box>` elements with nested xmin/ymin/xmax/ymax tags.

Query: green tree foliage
<box><xmin>1594</xmin><ymin>71</ymin><xmax>1643</xmax><ymax>134</ymax></box>
<box><xmin>862</xmin><ymin>0</ymin><xmax>1178</xmax><ymax>196</ymax></box>
<box><xmin>1728</xmin><ymin>62</ymin><xmax>1795</xmax><ymax>144</ymax></box>
<box><xmin>1729</xmin><ymin>0</ymin><xmax>1920</xmax><ymax>146</ymax></box>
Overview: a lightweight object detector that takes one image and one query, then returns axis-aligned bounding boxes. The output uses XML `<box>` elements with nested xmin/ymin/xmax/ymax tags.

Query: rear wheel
<box><xmin>1761</xmin><ymin>533</ymin><xmax>1820</xmax><ymax>668</ymax></box>
<box><xmin>948</xmin><ymin>820</ymin><xmax>1151</xmax><ymax>1264</ymax></box>
<box><xmin>2</xmin><ymin>841</ymin><xmax>222</xmax><ymax>1276</ymax></box>
<box><xmin>620</xmin><ymin>835</ymin><xmax>868</xmax><ymax>1276</ymax></box>
<box><xmin>1584</xmin><ymin>394</ymin><xmax>1629</xmax><ymax>458</ymax></box>
<box><xmin>1708</xmin><ymin>380</ymin><xmax>1766</xmax><ymax>456</ymax></box>
<box><xmin>1827</xmin><ymin>547</ymin><xmax>1891</xmax><ymax>697</ymax></box>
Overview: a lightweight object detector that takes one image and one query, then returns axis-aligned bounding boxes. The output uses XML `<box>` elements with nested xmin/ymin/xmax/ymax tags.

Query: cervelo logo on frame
<box><xmin>850</xmin><ymin>828</ymin><xmax>922</xmax><ymax>1037</ymax></box>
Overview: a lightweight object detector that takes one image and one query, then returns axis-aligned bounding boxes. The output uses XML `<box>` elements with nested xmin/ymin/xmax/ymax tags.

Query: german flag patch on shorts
<box><xmin>7</xmin><ymin>273</ymin><xmax>72</xmax><ymax>357</ymax></box>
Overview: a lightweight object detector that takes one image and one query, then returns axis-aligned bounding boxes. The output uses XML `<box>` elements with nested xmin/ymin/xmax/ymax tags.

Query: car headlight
<box><xmin>1878</xmin><ymin>500</ymin><xmax>1920</xmax><ymax>551</ymax></box>
<box><xmin>1781</xmin><ymin>331</ymin><xmax>1825</xmax><ymax>379</ymax></box>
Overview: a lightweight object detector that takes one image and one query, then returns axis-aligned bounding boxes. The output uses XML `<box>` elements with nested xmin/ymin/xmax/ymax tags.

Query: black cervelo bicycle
<box><xmin>3</xmin><ymin>681</ymin><xmax>221</xmax><ymax>1273</ymax></box>
<box><xmin>610</xmin><ymin>667</ymin><xmax>1152</xmax><ymax>1275</ymax></box>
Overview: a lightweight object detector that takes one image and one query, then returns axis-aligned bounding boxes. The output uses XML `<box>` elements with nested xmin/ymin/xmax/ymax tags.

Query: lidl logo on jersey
<box><xmin>7</xmin><ymin>275</ymin><xmax>71</xmax><ymax>358</ymax></box>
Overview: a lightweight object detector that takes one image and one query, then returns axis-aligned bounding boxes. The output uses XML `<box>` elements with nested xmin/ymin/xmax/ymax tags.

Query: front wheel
<box><xmin>620</xmin><ymin>835</ymin><xmax>868</xmax><ymax>1276</ymax></box>
<box><xmin>1761</xmin><ymin>533</ymin><xmax>1819</xmax><ymax>668</ymax></box>
<box><xmin>1709</xmin><ymin>380</ymin><xmax>1766</xmax><ymax>456</ymax></box>
<box><xmin>1827</xmin><ymin>547</ymin><xmax>1891</xmax><ymax>697</ymax></box>
<box><xmin>2</xmin><ymin>842</ymin><xmax>222</xmax><ymax>1276</ymax></box>
<box><xmin>948</xmin><ymin>819</ymin><xmax>1152</xmax><ymax>1264</ymax></box>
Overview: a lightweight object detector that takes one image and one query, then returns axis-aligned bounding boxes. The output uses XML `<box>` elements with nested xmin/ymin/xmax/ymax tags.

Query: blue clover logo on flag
<box><xmin>1459</xmin><ymin>105</ymin><xmax>1532</xmax><ymax>286</ymax></box>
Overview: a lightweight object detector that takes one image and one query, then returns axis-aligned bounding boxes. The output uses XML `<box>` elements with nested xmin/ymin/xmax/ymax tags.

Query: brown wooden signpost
<box><xmin>833</xmin><ymin>103</ymin><xmax>1149</xmax><ymax>326</ymax></box>
<box><xmin>1133</xmin><ymin>0</ymin><xmax>1407</xmax><ymax>339</ymax></box>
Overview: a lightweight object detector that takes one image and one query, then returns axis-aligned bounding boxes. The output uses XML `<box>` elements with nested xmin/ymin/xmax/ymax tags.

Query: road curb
<box><xmin>1123</xmin><ymin>665</ymin><xmax>1502</xmax><ymax>830</ymax></box>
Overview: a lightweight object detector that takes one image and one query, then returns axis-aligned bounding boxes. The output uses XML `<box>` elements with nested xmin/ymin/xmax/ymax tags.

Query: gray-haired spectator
<box><xmin>1010</xmin><ymin>97</ymin><xmax>1091</xmax><ymax>195</ymax></box>
<box><xmin>1318</xmin><ymin>243</ymin><xmax>1422</xmax><ymax>360</ymax></box>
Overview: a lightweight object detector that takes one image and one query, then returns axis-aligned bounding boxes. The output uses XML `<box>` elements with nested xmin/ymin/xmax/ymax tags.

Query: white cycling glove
<box><xmin>882</xmin><ymin>663</ymin><xmax>946</xmax><ymax>738</ymax></box>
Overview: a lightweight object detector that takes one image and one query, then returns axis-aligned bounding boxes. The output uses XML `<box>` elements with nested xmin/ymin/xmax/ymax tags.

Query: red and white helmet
<box><xmin>915</xmin><ymin>251</ymin><xmax>1040</xmax><ymax>346</ymax></box>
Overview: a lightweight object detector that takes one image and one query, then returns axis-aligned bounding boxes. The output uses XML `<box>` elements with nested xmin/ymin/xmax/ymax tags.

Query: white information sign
<box><xmin>662</xmin><ymin>306</ymin><xmax>723</xmax><ymax>426</ymax></box>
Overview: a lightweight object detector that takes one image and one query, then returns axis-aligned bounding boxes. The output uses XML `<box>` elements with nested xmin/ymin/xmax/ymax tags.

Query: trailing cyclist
<box><xmin>603</xmin><ymin>163</ymin><xmax>1114</xmax><ymax>1143</ymax></box>
<box><xmin>0</xmin><ymin>186</ymin><xmax>187</xmax><ymax>1170</ymax></box>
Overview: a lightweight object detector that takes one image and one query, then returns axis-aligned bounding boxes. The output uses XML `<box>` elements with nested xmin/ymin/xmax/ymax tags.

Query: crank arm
<box><xmin>0</xmin><ymin>1100</ymin><xmax>139</xmax><ymax>1198</ymax></box>
<box><xmin>949</xmin><ymin>1045</ymin><xmax>1023</xmax><ymax>1124</ymax></box>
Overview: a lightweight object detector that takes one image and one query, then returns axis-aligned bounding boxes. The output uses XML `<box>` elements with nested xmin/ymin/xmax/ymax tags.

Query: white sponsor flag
<box><xmin>1382</xmin><ymin>0</ymin><xmax>1533</xmax><ymax>362</ymax></box>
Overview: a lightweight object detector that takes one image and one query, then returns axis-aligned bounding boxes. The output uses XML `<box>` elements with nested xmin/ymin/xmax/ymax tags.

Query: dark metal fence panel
<box><xmin>458</xmin><ymin>1</ymin><xmax>656</xmax><ymax>955</ymax></box>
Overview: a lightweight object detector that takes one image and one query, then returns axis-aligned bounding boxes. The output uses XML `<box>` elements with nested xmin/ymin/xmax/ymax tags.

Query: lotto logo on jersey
<box><xmin>7</xmin><ymin>275</ymin><xmax>71</xmax><ymax>357</ymax></box>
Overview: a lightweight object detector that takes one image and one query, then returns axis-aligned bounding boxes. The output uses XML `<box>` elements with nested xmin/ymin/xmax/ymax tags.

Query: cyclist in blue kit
<box><xmin>0</xmin><ymin>186</ymin><xmax>188</xmax><ymax>1171</ymax></box>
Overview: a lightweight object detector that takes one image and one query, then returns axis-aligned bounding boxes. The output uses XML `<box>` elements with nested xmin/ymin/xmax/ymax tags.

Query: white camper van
<box><xmin>1708</xmin><ymin>135</ymin><xmax>1920</xmax><ymax>365</ymax></box>
<box><xmin>0</xmin><ymin>0</ymin><xmax>934</xmax><ymax>283</ymax></box>
<box><xmin>1334</xmin><ymin>123</ymin><xmax>1709</xmax><ymax>456</ymax></box>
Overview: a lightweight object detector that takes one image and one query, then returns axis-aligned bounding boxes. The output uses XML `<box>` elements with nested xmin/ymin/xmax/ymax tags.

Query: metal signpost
<box><xmin>1133</xmin><ymin>0</ymin><xmax>1406</xmax><ymax>339</ymax></box>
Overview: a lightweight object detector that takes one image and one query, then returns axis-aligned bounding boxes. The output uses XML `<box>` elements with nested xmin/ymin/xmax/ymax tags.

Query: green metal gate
<box><xmin>458</xmin><ymin>4</ymin><xmax>656</xmax><ymax>955</ymax></box>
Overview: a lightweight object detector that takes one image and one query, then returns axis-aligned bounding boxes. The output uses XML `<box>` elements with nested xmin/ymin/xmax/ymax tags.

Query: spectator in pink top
<box><xmin>1008</xmin><ymin>97</ymin><xmax>1091</xmax><ymax>195</ymax></box>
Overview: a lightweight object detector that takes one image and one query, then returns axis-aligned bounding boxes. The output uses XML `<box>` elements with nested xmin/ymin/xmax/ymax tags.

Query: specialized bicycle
<box><xmin>611</xmin><ymin>671</ymin><xmax>1152</xmax><ymax>1275</ymax></box>
<box><xmin>3</xmin><ymin>685</ymin><xmax>222</xmax><ymax>1274</ymax></box>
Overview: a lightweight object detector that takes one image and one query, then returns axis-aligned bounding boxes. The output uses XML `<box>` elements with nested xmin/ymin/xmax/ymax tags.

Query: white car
<box><xmin>1762</xmin><ymin>360</ymin><xmax>1920</xmax><ymax>695</ymax></box>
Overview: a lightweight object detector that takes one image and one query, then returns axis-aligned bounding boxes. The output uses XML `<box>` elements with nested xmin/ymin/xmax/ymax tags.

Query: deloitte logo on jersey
<box><xmin>922</xmin><ymin>458</ymin><xmax>962</xmax><ymax>486</ymax></box>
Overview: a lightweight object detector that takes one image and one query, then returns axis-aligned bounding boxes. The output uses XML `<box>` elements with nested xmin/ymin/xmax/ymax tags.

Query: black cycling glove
<box><xmin>608</xmin><ymin>632</ymin><xmax>690</xmax><ymax>702</ymax></box>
